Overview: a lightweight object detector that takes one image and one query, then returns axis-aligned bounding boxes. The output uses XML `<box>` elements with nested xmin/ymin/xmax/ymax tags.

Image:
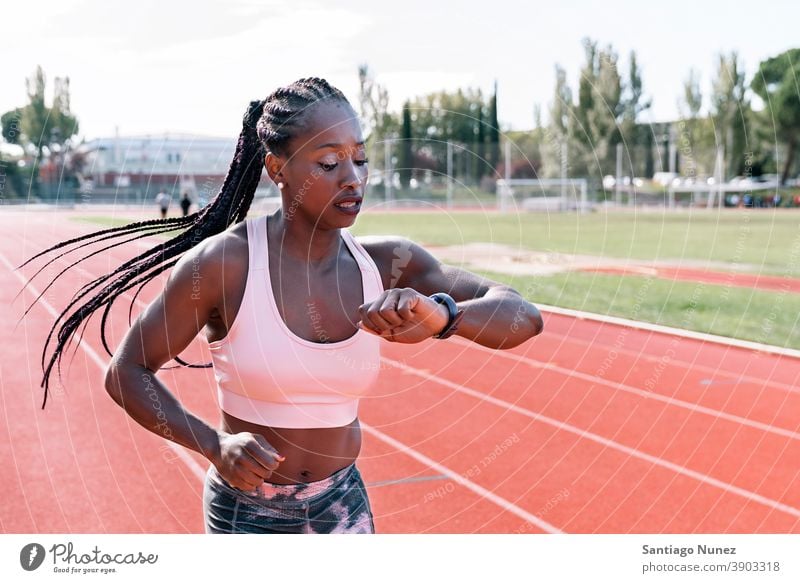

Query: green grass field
<box><xmin>75</xmin><ymin>208</ymin><xmax>800</xmax><ymax>272</ymax></box>
<box><xmin>476</xmin><ymin>269</ymin><xmax>800</xmax><ymax>349</ymax></box>
<box><xmin>350</xmin><ymin>208</ymin><xmax>800</xmax><ymax>274</ymax></box>
<box><xmin>74</xmin><ymin>208</ymin><xmax>800</xmax><ymax>348</ymax></box>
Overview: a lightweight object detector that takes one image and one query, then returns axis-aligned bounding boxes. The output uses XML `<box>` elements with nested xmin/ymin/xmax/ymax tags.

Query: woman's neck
<box><xmin>268</xmin><ymin>209</ymin><xmax>342</xmax><ymax>268</ymax></box>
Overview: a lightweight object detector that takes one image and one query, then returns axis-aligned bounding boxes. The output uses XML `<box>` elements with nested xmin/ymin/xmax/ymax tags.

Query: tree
<box><xmin>398</xmin><ymin>101</ymin><xmax>413</xmax><ymax>189</ymax></box>
<box><xmin>475</xmin><ymin>93</ymin><xmax>486</xmax><ymax>182</ymax></box>
<box><xmin>571</xmin><ymin>38</ymin><xmax>623</xmax><ymax>179</ymax></box>
<box><xmin>619</xmin><ymin>50</ymin><xmax>651</xmax><ymax>172</ymax></box>
<box><xmin>357</xmin><ymin>64</ymin><xmax>395</xmax><ymax>142</ymax></box>
<box><xmin>680</xmin><ymin>68</ymin><xmax>703</xmax><ymax>118</ymax></box>
<box><xmin>751</xmin><ymin>48</ymin><xmax>800</xmax><ymax>184</ymax></box>
<box><xmin>677</xmin><ymin>69</ymin><xmax>716</xmax><ymax>178</ymax></box>
<box><xmin>1</xmin><ymin>66</ymin><xmax>79</xmax><ymax>156</ymax></box>
<box><xmin>22</xmin><ymin>65</ymin><xmax>49</xmax><ymax>156</ymax></box>
<box><xmin>405</xmin><ymin>87</ymin><xmax>489</xmax><ymax>180</ymax></box>
<box><xmin>1</xmin><ymin>66</ymin><xmax>80</xmax><ymax>197</ymax></box>
<box><xmin>622</xmin><ymin>51</ymin><xmax>651</xmax><ymax>125</ymax></box>
<box><xmin>544</xmin><ymin>41</ymin><xmax>653</xmax><ymax>181</ymax></box>
<box><xmin>710</xmin><ymin>52</ymin><xmax>749</xmax><ymax>178</ymax></box>
<box><xmin>503</xmin><ymin>129</ymin><xmax>543</xmax><ymax>179</ymax></box>
<box><xmin>21</xmin><ymin>66</ymin><xmax>79</xmax><ymax>157</ymax></box>
<box><xmin>487</xmin><ymin>81</ymin><xmax>500</xmax><ymax>173</ymax></box>
<box><xmin>543</xmin><ymin>65</ymin><xmax>573</xmax><ymax>178</ymax></box>
<box><xmin>549</xmin><ymin>65</ymin><xmax>572</xmax><ymax>137</ymax></box>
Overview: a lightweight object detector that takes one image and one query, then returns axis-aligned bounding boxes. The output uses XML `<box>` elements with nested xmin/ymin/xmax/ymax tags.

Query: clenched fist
<box><xmin>357</xmin><ymin>287</ymin><xmax>450</xmax><ymax>343</ymax></box>
<box><xmin>212</xmin><ymin>432</ymin><xmax>285</xmax><ymax>491</ymax></box>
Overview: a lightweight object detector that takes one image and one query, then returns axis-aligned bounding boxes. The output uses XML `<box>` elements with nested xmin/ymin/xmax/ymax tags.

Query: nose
<box><xmin>340</xmin><ymin>160</ymin><xmax>365</xmax><ymax>192</ymax></box>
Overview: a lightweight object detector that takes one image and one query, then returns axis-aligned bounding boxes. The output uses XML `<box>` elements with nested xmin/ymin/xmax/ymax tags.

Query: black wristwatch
<box><xmin>429</xmin><ymin>292</ymin><xmax>465</xmax><ymax>339</ymax></box>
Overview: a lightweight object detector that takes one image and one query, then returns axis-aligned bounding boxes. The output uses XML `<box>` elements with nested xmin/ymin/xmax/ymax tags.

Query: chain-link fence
<box><xmin>363</xmin><ymin>138</ymin><xmax>502</xmax><ymax>208</ymax></box>
<box><xmin>6</xmin><ymin>133</ymin><xmax>798</xmax><ymax>210</ymax></box>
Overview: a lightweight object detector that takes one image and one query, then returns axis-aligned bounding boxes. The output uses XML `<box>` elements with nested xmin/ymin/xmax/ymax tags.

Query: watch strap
<box><xmin>436</xmin><ymin>309</ymin><xmax>465</xmax><ymax>339</ymax></box>
<box><xmin>429</xmin><ymin>292</ymin><xmax>465</xmax><ymax>339</ymax></box>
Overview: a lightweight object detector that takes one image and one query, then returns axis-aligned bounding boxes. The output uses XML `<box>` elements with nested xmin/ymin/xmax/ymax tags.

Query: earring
<box><xmin>277</xmin><ymin>182</ymin><xmax>284</xmax><ymax>189</ymax></box>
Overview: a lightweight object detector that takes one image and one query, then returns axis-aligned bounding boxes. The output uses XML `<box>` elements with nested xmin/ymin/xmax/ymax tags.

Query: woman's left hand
<box><xmin>357</xmin><ymin>288</ymin><xmax>450</xmax><ymax>343</ymax></box>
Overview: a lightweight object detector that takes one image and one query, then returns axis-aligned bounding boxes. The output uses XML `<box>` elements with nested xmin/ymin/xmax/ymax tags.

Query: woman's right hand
<box><xmin>212</xmin><ymin>432</ymin><xmax>285</xmax><ymax>491</ymax></box>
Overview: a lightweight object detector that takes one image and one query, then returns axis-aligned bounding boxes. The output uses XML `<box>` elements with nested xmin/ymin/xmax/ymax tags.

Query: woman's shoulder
<box><xmin>354</xmin><ymin>234</ymin><xmax>430</xmax><ymax>290</ymax></box>
<box><xmin>188</xmin><ymin>220</ymin><xmax>248</xmax><ymax>259</ymax></box>
<box><xmin>355</xmin><ymin>234</ymin><xmax>411</xmax><ymax>258</ymax></box>
<box><xmin>212</xmin><ymin>219</ymin><xmax>249</xmax><ymax>250</ymax></box>
<box><xmin>173</xmin><ymin>220</ymin><xmax>249</xmax><ymax>286</ymax></box>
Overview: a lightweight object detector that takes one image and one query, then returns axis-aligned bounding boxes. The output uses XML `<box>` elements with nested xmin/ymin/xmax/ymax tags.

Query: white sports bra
<box><xmin>207</xmin><ymin>214</ymin><xmax>384</xmax><ymax>428</ymax></box>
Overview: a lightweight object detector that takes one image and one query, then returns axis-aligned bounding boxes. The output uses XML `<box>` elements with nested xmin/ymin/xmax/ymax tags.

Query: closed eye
<box><xmin>319</xmin><ymin>159</ymin><xmax>369</xmax><ymax>172</ymax></box>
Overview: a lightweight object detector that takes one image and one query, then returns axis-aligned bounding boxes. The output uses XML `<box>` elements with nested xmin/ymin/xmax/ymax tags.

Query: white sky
<box><xmin>2</xmin><ymin>0</ymin><xmax>798</xmax><ymax>140</ymax></box>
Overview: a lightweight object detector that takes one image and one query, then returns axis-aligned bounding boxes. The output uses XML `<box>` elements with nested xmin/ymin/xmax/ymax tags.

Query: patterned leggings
<box><xmin>203</xmin><ymin>462</ymin><xmax>375</xmax><ymax>534</ymax></box>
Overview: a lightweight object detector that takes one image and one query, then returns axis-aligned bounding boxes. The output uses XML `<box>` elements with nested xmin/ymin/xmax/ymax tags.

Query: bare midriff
<box><xmin>221</xmin><ymin>411</ymin><xmax>362</xmax><ymax>485</ymax></box>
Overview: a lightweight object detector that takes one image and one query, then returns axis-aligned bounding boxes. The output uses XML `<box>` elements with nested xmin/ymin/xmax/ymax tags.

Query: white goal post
<box><xmin>496</xmin><ymin>178</ymin><xmax>589</xmax><ymax>212</ymax></box>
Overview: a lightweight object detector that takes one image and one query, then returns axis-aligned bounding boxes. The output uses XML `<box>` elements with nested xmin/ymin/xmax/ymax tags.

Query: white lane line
<box><xmin>449</xmin><ymin>336</ymin><xmax>800</xmax><ymax>441</ymax></box>
<box><xmin>539</xmin><ymin>329</ymin><xmax>800</xmax><ymax>395</ymax></box>
<box><xmin>381</xmin><ymin>357</ymin><xmax>800</xmax><ymax>520</ymax></box>
<box><xmin>360</xmin><ymin>422</ymin><xmax>564</xmax><ymax>534</ymax></box>
<box><xmin>537</xmin><ymin>304</ymin><xmax>800</xmax><ymax>359</ymax></box>
<box><xmin>0</xmin><ymin>251</ymin><xmax>207</xmax><ymax>481</ymax></box>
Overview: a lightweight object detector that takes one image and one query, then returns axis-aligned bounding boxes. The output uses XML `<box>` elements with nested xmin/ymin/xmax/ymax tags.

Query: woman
<box><xmin>23</xmin><ymin>77</ymin><xmax>543</xmax><ymax>534</ymax></box>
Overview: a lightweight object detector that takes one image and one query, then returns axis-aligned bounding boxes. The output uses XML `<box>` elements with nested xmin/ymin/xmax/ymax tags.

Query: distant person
<box><xmin>180</xmin><ymin>191</ymin><xmax>192</xmax><ymax>217</ymax></box>
<box><xmin>155</xmin><ymin>190</ymin><xmax>171</xmax><ymax>218</ymax></box>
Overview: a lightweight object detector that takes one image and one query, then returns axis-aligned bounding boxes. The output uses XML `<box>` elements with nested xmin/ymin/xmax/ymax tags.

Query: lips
<box><xmin>334</xmin><ymin>196</ymin><xmax>362</xmax><ymax>207</ymax></box>
<box><xmin>333</xmin><ymin>196</ymin><xmax>363</xmax><ymax>213</ymax></box>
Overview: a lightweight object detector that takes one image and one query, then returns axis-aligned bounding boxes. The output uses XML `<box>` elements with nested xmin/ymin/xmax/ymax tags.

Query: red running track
<box><xmin>1</xmin><ymin>211</ymin><xmax>798</xmax><ymax>534</ymax></box>
<box><xmin>580</xmin><ymin>265</ymin><xmax>800</xmax><ymax>294</ymax></box>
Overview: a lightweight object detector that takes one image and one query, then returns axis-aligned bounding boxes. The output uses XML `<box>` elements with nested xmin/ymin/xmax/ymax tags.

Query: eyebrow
<box><xmin>314</xmin><ymin>141</ymin><xmax>365</xmax><ymax>150</ymax></box>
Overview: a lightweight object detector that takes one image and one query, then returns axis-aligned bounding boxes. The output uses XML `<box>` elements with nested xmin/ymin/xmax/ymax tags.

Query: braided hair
<box><xmin>17</xmin><ymin>77</ymin><xmax>350</xmax><ymax>408</ymax></box>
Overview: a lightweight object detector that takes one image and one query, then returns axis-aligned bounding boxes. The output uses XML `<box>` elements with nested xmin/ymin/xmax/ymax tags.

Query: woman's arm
<box><xmin>359</xmin><ymin>237</ymin><xmax>543</xmax><ymax>349</ymax></box>
<box><xmin>104</xmin><ymin>242</ymin><xmax>223</xmax><ymax>459</ymax></box>
<box><xmin>104</xmin><ymin>237</ymin><xmax>283</xmax><ymax>490</ymax></box>
<box><xmin>437</xmin><ymin>283</ymin><xmax>543</xmax><ymax>349</ymax></box>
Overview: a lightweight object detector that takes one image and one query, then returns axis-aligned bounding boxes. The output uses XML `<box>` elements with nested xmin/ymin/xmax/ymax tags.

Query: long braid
<box><xmin>19</xmin><ymin>77</ymin><xmax>351</xmax><ymax>408</ymax></box>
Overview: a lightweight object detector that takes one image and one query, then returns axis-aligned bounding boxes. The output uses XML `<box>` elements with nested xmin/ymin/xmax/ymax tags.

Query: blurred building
<box><xmin>76</xmin><ymin>133</ymin><xmax>274</xmax><ymax>205</ymax></box>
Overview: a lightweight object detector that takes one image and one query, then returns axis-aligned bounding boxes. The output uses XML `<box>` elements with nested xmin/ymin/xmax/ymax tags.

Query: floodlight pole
<box><xmin>504</xmin><ymin>139</ymin><xmax>511</xmax><ymax>183</ymax></box>
<box><xmin>447</xmin><ymin>140</ymin><xmax>453</xmax><ymax>209</ymax></box>
<box><xmin>561</xmin><ymin>142</ymin><xmax>569</xmax><ymax>211</ymax></box>
<box><xmin>615</xmin><ymin>142</ymin><xmax>622</xmax><ymax>206</ymax></box>
<box><xmin>384</xmin><ymin>138</ymin><xmax>392</xmax><ymax>207</ymax></box>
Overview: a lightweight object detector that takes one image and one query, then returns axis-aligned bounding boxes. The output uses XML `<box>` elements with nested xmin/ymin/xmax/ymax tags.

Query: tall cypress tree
<box><xmin>488</xmin><ymin>81</ymin><xmax>500</xmax><ymax>173</ymax></box>
<box><xmin>399</xmin><ymin>101</ymin><xmax>413</xmax><ymax>189</ymax></box>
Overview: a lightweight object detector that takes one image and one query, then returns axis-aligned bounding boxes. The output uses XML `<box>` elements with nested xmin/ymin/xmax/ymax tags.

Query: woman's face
<box><xmin>268</xmin><ymin>100</ymin><xmax>369</xmax><ymax>228</ymax></box>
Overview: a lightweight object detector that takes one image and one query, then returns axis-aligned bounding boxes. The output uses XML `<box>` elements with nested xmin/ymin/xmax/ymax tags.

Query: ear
<box><xmin>264</xmin><ymin>151</ymin><xmax>285</xmax><ymax>184</ymax></box>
